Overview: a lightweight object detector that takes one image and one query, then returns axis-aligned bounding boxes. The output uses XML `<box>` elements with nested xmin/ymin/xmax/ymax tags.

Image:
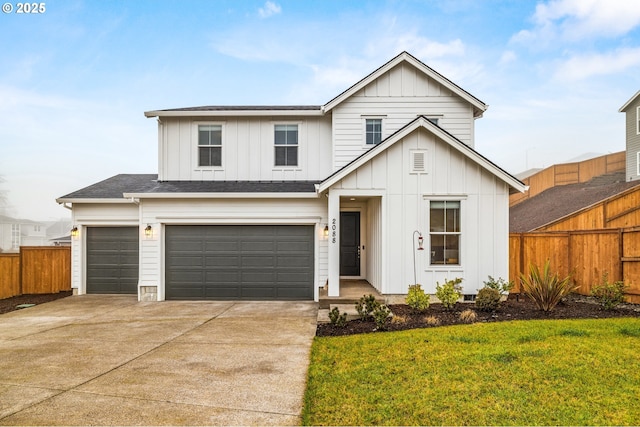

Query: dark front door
<box><xmin>340</xmin><ymin>212</ymin><xmax>360</xmax><ymax>276</ymax></box>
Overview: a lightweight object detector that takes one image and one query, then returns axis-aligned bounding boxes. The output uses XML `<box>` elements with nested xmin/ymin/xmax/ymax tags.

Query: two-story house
<box><xmin>620</xmin><ymin>90</ymin><xmax>640</xmax><ymax>182</ymax></box>
<box><xmin>57</xmin><ymin>52</ymin><xmax>526</xmax><ymax>302</ymax></box>
<box><xmin>0</xmin><ymin>214</ymin><xmax>48</xmax><ymax>252</ymax></box>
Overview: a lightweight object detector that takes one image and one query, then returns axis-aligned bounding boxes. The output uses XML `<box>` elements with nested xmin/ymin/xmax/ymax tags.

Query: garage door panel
<box><xmin>86</xmin><ymin>227</ymin><xmax>138</xmax><ymax>294</ymax></box>
<box><xmin>165</xmin><ymin>225</ymin><xmax>313</xmax><ymax>300</ymax></box>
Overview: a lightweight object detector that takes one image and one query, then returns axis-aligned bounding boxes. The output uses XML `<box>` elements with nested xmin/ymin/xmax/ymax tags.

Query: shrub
<box><xmin>475</xmin><ymin>287</ymin><xmax>502</xmax><ymax>312</ymax></box>
<box><xmin>483</xmin><ymin>276</ymin><xmax>514</xmax><ymax>295</ymax></box>
<box><xmin>372</xmin><ymin>304</ymin><xmax>391</xmax><ymax>331</ymax></box>
<box><xmin>391</xmin><ymin>314</ymin><xmax>407</xmax><ymax>325</ymax></box>
<box><xmin>591</xmin><ymin>273</ymin><xmax>627</xmax><ymax>310</ymax></box>
<box><xmin>406</xmin><ymin>284</ymin><xmax>430</xmax><ymax>313</ymax></box>
<box><xmin>355</xmin><ymin>294</ymin><xmax>379</xmax><ymax>320</ymax></box>
<box><xmin>328</xmin><ymin>307</ymin><xmax>347</xmax><ymax>327</ymax></box>
<box><xmin>435</xmin><ymin>278</ymin><xmax>463</xmax><ymax>310</ymax></box>
<box><xmin>520</xmin><ymin>260</ymin><xmax>577</xmax><ymax>312</ymax></box>
<box><xmin>459</xmin><ymin>309</ymin><xmax>477</xmax><ymax>323</ymax></box>
<box><xmin>424</xmin><ymin>315</ymin><xmax>440</xmax><ymax>326</ymax></box>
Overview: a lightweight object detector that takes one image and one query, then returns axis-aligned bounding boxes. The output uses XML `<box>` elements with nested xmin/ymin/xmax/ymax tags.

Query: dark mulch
<box><xmin>316</xmin><ymin>293</ymin><xmax>640</xmax><ymax>337</ymax></box>
<box><xmin>0</xmin><ymin>291</ymin><xmax>73</xmax><ymax>315</ymax></box>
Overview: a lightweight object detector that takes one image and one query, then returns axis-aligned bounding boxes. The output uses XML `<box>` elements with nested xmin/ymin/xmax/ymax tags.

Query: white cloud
<box><xmin>258</xmin><ymin>1</ymin><xmax>281</xmax><ymax>19</ymax></box>
<box><xmin>514</xmin><ymin>0</ymin><xmax>640</xmax><ymax>44</ymax></box>
<box><xmin>499</xmin><ymin>50</ymin><xmax>517</xmax><ymax>65</ymax></box>
<box><xmin>554</xmin><ymin>47</ymin><xmax>640</xmax><ymax>80</ymax></box>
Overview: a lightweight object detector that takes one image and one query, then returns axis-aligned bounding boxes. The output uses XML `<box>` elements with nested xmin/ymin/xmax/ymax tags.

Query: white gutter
<box><xmin>144</xmin><ymin>110</ymin><xmax>324</xmax><ymax>118</ymax></box>
<box><xmin>122</xmin><ymin>192</ymin><xmax>320</xmax><ymax>199</ymax></box>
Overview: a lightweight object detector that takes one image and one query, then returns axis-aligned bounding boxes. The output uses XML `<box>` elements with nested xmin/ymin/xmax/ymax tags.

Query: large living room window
<box><xmin>198</xmin><ymin>124</ymin><xmax>222</xmax><ymax>167</ymax></box>
<box><xmin>274</xmin><ymin>124</ymin><xmax>298</xmax><ymax>167</ymax></box>
<box><xmin>429</xmin><ymin>201</ymin><xmax>460</xmax><ymax>265</ymax></box>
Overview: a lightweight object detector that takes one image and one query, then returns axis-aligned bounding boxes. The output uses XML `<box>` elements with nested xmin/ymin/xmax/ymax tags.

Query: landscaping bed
<box><xmin>316</xmin><ymin>293</ymin><xmax>640</xmax><ymax>337</ymax></box>
<box><xmin>0</xmin><ymin>291</ymin><xmax>73</xmax><ymax>315</ymax></box>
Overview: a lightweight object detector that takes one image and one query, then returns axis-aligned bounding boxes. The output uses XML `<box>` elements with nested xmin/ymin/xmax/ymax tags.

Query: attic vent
<box><xmin>411</xmin><ymin>150</ymin><xmax>427</xmax><ymax>174</ymax></box>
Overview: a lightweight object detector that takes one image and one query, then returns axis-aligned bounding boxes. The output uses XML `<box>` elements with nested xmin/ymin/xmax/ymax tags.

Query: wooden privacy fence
<box><xmin>0</xmin><ymin>246</ymin><xmax>71</xmax><ymax>299</ymax></box>
<box><xmin>510</xmin><ymin>229</ymin><xmax>640</xmax><ymax>304</ymax></box>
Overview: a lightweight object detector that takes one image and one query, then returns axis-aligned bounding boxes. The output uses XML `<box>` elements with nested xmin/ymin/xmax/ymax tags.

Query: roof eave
<box><xmin>323</xmin><ymin>52</ymin><xmax>488</xmax><ymax>114</ymax></box>
<box><xmin>55</xmin><ymin>198</ymin><xmax>134</xmax><ymax>204</ymax></box>
<box><xmin>144</xmin><ymin>109</ymin><xmax>324</xmax><ymax>118</ymax></box>
<box><xmin>619</xmin><ymin>90</ymin><xmax>640</xmax><ymax>112</ymax></box>
<box><xmin>122</xmin><ymin>192</ymin><xmax>319</xmax><ymax>199</ymax></box>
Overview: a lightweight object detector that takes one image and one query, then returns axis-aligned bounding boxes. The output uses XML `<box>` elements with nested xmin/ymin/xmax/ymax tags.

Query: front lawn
<box><xmin>302</xmin><ymin>318</ymin><xmax>640</xmax><ymax>426</ymax></box>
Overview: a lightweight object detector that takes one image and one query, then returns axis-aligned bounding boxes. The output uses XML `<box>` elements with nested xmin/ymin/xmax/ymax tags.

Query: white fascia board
<box><xmin>619</xmin><ymin>90</ymin><xmax>640</xmax><ymax>112</ymax></box>
<box><xmin>318</xmin><ymin>117</ymin><xmax>526</xmax><ymax>194</ymax></box>
<box><xmin>122</xmin><ymin>192</ymin><xmax>320</xmax><ymax>199</ymax></box>
<box><xmin>55</xmin><ymin>198</ymin><xmax>133</xmax><ymax>204</ymax></box>
<box><xmin>323</xmin><ymin>52</ymin><xmax>487</xmax><ymax>115</ymax></box>
<box><xmin>144</xmin><ymin>110</ymin><xmax>324</xmax><ymax>118</ymax></box>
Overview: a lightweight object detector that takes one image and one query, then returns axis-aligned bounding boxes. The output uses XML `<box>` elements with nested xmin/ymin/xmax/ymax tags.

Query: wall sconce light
<box><xmin>144</xmin><ymin>224</ymin><xmax>153</xmax><ymax>238</ymax></box>
<box><xmin>323</xmin><ymin>225</ymin><xmax>329</xmax><ymax>238</ymax></box>
<box><xmin>70</xmin><ymin>226</ymin><xmax>79</xmax><ymax>238</ymax></box>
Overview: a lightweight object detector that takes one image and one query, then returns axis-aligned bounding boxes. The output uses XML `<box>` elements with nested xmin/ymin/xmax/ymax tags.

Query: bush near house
<box><xmin>591</xmin><ymin>273</ymin><xmax>628</xmax><ymax>310</ymax></box>
<box><xmin>405</xmin><ymin>284</ymin><xmax>430</xmax><ymax>312</ymax></box>
<box><xmin>435</xmin><ymin>278</ymin><xmax>463</xmax><ymax>310</ymax></box>
<box><xmin>475</xmin><ymin>287</ymin><xmax>501</xmax><ymax>312</ymax></box>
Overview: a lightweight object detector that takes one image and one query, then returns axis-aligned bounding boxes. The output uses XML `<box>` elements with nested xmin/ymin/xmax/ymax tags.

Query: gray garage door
<box><xmin>165</xmin><ymin>225</ymin><xmax>314</xmax><ymax>300</ymax></box>
<box><xmin>86</xmin><ymin>227</ymin><xmax>139</xmax><ymax>294</ymax></box>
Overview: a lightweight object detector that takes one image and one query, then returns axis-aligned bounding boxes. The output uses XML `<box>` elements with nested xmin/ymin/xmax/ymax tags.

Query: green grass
<box><xmin>302</xmin><ymin>318</ymin><xmax>640</xmax><ymax>426</ymax></box>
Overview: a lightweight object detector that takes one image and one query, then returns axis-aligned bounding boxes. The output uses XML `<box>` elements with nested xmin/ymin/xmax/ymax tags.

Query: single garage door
<box><xmin>86</xmin><ymin>227</ymin><xmax>139</xmax><ymax>294</ymax></box>
<box><xmin>165</xmin><ymin>225</ymin><xmax>314</xmax><ymax>300</ymax></box>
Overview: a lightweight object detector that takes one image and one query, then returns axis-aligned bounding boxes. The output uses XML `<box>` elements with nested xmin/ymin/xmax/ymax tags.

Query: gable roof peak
<box><xmin>322</xmin><ymin>51</ymin><xmax>487</xmax><ymax>117</ymax></box>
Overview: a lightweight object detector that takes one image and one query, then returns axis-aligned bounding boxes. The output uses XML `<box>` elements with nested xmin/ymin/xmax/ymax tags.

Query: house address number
<box><xmin>331</xmin><ymin>218</ymin><xmax>337</xmax><ymax>244</ymax></box>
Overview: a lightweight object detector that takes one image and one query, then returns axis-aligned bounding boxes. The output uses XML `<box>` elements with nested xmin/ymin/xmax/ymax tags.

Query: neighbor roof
<box><xmin>509</xmin><ymin>171</ymin><xmax>640</xmax><ymax>232</ymax></box>
<box><xmin>619</xmin><ymin>90</ymin><xmax>640</xmax><ymax>112</ymax></box>
<box><xmin>57</xmin><ymin>174</ymin><xmax>319</xmax><ymax>202</ymax></box>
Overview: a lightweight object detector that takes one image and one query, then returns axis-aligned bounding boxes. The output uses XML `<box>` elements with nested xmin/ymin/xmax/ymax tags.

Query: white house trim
<box><xmin>619</xmin><ymin>90</ymin><xmax>640</xmax><ymax>112</ymax></box>
<box><xmin>323</xmin><ymin>52</ymin><xmax>488</xmax><ymax>117</ymax></box>
<box><xmin>123</xmin><ymin>192</ymin><xmax>320</xmax><ymax>199</ymax></box>
<box><xmin>145</xmin><ymin>109</ymin><xmax>324</xmax><ymax>118</ymax></box>
<box><xmin>318</xmin><ymin>116</ymin><xmax>527</xmax><ymax>194</ymax></box>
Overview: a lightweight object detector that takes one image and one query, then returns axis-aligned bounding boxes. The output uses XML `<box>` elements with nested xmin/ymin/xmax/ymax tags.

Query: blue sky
<box><xmin>1</xmin><ymin>0</ymin><xmax>640</xmax><ymax>220</ymax></box>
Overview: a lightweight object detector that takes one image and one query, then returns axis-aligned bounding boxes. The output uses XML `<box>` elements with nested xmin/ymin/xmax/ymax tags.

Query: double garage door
<box><xmin>86</xmin><ymin>225</ymin><xmax>314</xmax><ymax>300</ymax></box>
<box><xmin>165</xmin><ymin>225</ymin><xmax>314</xmax><ymax>300</ymax></box>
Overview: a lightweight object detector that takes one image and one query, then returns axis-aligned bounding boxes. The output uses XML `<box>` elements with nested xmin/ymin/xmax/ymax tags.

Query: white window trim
<box><xmin>636</xmin><ymin>151</ymin><xmax>640</xmax><ymax>176</ymax></box>
<box><xmin>424</xmin><ymin>196</ymin><xmax>467</xmax><ymax>269</ymax></box>
<box><xmin>193</xmin><ymin>121</ymin><xmax>225</xmax><ymax>170</ymax></box>
<box><xmin>362</xmin><ymin>115</ymin><xmax>386</xmax><ymax>146</ymax></box>
<box><xmin>636</xmin><ymin>106</ymin><xmax>640</xmax><ymax>135</ymax></box>
<box><xmin>272</xmin><ymin>121</ymin><xmax>303</xmax><ymax>170</ymax></box>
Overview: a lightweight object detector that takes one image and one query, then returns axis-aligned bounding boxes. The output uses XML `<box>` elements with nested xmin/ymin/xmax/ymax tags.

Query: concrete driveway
<box><xmin>0</xmin><ymin>295</ymin><xmax>318</xmax><ymax>426</ymax></box>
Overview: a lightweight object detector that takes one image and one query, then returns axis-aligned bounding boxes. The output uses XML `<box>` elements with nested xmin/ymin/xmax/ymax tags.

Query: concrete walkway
<box><xmin>0</xmin><ymin>295</ymin><xmax>318</xmax><ymax>426</ymax></box>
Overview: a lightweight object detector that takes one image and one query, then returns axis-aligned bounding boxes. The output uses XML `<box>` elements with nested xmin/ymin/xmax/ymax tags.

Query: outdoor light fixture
<box><xmin>70</xmin><ymin>226</ymin><xmax>79</xmax><ymax>238</ymax></box>
<box><xmin>323</xmin><ymin>225</ymin><xmax>329</xmax><ymax>238</ymax></box>
<box><xmin>144</xmin><ymin>224</ymin><xmax>153</xmax><ymax>238</ymax></box>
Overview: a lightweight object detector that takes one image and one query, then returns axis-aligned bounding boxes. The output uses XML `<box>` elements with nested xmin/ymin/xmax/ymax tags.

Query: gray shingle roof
<box><xmin>155</xmin><ymin>105</ymin><xmax>322</xmax><ymax>112</ymax></box>
<box><xmin>509</xmin><ymin>171</ymin><xmax>640</xmax><ymax>232</ymax></box>
<box><xmin>58</xmin><ymin>174</ymin><xmax>319</xmax><ymax>200</ymax></box>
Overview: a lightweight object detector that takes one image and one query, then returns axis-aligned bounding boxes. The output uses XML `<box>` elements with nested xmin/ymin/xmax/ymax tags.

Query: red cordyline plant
<box><xmin>520</xmin><ymin>260</ymin><xmax>577</xmax><ymax>312</ymax></box>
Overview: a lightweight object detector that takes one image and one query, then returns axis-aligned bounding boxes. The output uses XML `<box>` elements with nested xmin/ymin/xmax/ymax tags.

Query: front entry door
<box><xmin>340</xmin><ymin>212</ymin><xmax>360</xmax><ymax>276</ymax></box>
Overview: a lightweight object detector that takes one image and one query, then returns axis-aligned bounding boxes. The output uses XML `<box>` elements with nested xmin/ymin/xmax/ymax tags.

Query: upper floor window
<box><xmin>637</xmin><ymin>106</ymin><xmax>640</xmax><ymax>135</ymax></box>
<box><xmin>429</xmin><ymin>201</ymin><xmax>460</xmax><ymax>265</ymax></box>
<box><xmin>427</xmin><ymin>117</ymin><xmax>439</xmax><ymax>125</ymax></box>
<box><xmin>365</xmin><ymin>118</ymin><xmax>382</xmax><ymax>145</ymax></box>
<box><xmin>274</xmin><ymin>124</ymin><xmax>298</xmax><ymax>167</ymax></box>
<box><xmin>198</xmin><ymin>124</ymin><xmax>222</xmax><ymax>167</ymax></box>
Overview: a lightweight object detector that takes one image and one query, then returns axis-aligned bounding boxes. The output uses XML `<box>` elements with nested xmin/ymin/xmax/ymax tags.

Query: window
<box><xmin>198</xmin><ymin>124</ymin><xmax>222</xmax><ymax>167</ymax></box>
<box><xmin>427</xmin><ymin>117</ymin><xmax>439</xmax><ymax>125</ymax></box>
<box><xmin>11</xmin><ymin>224</ymin><xmax>20</xmax><ymax>250</ymax></box>
<box><xmin>365</xmin><ymin>119</ymin><xmax>382</xmax><ymax>145</ymax></box>
<box><xmin>274</xmin><ymin>124</ymin><xmax>298</xmax><ymax>167</ymax></box>
<box><xmin>637</xmin><ymin>106</ymin><xmax>640</xmax><ymax>135</ymax></box>
<box><xmin>429</xmin><ymin>201</ymin><xmax>460</xmax><ymax>265</ymax></box>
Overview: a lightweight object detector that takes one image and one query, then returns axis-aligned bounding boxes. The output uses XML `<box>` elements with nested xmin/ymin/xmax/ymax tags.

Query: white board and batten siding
<box><xmin>69</xmin><ymin>203</ymin><xmax>140</xmax><ymax>293</ymax></box>
<box><xmin>329</xmin><ymin>127</ymin><xmax>510</xmax><ymax>295</ymax></box>
<box><xmin>138</xmin><ymin>198</ymin><xmax>329</xmax><ymax>300</ymax></box>
<box><xmin>332</xmin><ymin>62</ymin><xmax>476</xmax><ymax>170</ymax></box>
<box><xmin>157</xmin><ymin>116</ymin><xmax>333</xmax><ymax>181</ymax></box>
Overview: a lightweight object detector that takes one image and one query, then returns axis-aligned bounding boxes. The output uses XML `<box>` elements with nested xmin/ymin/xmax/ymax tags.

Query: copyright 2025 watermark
<box><xmin>2</xmin><ymin>2</ymin><xmax>46</xmax><ymax>13</ymax></box>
